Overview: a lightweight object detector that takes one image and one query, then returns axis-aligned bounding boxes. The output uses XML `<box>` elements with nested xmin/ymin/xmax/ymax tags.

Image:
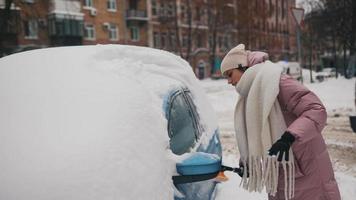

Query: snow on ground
<box><xmin>302</xmin><ymin>69</ymin><xmax>355</xmax><ymax>113</ymax></box>
<box><xmin>200</xmin><ymin>75</ymin><xmax>356</xmax><ymax>200</ymax></box>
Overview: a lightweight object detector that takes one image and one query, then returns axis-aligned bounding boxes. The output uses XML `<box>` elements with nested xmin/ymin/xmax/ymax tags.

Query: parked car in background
<box><xmin>316</xmin><ymin>67</ymin><xmax>337</xmax><ymax>82</ymax></box>
<box><xmin>0</xmin><ymin>45</ymin><xmax>223</xmax><ymax>200</ymax></box>
<box><xmin>276</xmin><ymin>61</ymin><xmax>302</xmax><ymax>80</ymax></box>
<box><xmin>321</xmin><ymin>67</ymin><xmax>336</xmax><ymax>78</ymax></box>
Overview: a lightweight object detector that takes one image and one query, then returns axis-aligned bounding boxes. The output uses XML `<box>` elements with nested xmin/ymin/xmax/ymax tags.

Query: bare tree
<box><xmin>235</xmin><ymin>0</ymin><xmax>270</xmax><ymax>52</ymax></box>
<box><xmin>183</xmin><ymin>0</ymin><xmax>193</xmax><ymax>61</ymax></box>
<box><xmin>303</xmin><ymin>0</ymin><xmax>355</xmax><ymax>75</ymax></box>
<box><xmin>172</xmin><ymin>0</ymin><xmax>182</xmax><ymax>56</ymax></box>
<box><xmin>206</xmin><ymin>0</ymin><xmax>220</xmax><ymax>74</ymax></box>
<box><xmin>206</xmin><ymin>0</ymin><xmax>237</xmax><ymax>74</ymax></box>
<box><xmin>159</xmin><ymin>0</ymin><xmax>199</xmax><ymax>62</ymax></box>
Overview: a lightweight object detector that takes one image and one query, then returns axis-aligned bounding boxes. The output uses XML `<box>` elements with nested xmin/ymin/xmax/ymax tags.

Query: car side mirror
<box><xmin>173</xmin><ymin>152</ymin><xmax>221</xmax><ymax>185</ymax></box>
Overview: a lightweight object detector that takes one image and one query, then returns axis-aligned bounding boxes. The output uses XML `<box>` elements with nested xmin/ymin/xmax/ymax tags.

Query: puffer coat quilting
<box><xmin>269</xmin><ymin>75</ymin><xmax>341</xmax><ymax>200</ymax></box>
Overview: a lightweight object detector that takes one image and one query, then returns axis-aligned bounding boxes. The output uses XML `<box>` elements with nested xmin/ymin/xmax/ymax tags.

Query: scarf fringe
<box><xmin>239</xmin><ymin>150</ymin><xmax>295</xmax><ymax>200</ymax></box>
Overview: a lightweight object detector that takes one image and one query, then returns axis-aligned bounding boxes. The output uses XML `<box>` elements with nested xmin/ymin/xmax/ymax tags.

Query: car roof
<box><xmin>0</xmin><ymin>45</ymin><xmax>217</xmax><ymax>199</ymax></box>
<box><xmin>0</xmin><ymin>44</ymin><xmax>217</xmax><ymax>141</ymax></box>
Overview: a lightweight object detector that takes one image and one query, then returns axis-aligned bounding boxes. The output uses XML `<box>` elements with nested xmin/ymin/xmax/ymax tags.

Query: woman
<box><xmin>221</xmin><ymin>44</ymin><xmax>341</xmax><ymax>200</ymax></box>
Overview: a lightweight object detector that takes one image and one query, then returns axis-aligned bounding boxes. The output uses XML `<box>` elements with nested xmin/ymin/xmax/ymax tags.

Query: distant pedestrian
<box><xmin>220</xmin><ymin>44</ymin><xmax>341</xmax><ymax>200</ymax></box>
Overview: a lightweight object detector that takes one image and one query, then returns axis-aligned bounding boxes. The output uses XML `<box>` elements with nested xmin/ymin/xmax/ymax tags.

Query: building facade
<box><xmin>0</xmin><ymin>0</ymin><xmax>297</xmax><ymax>78</ymax></box>
<box><xmin>236</xmin><ymin>0</ymin><xmax>297</xmax><ymax>61</ymax></box>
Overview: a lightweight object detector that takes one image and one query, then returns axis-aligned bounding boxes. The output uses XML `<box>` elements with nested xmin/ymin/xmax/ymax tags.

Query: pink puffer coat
<box><xmin>269</xmin><ymin>75</ymin><xmax>341</xmax><ymax>200</ymax></box>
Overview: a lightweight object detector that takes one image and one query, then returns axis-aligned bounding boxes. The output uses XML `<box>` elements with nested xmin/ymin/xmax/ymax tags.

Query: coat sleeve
<box><xmin>279</xmin><ymin>75</ymin><xmax>327</xmax><ymax>143</ymax></box>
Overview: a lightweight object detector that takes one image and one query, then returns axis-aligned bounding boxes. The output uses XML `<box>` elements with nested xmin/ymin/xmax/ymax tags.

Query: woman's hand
<box><xmin>268</xmin><ymin>131</ymin><xmax>295</xmax><ymax>161</ymax></box>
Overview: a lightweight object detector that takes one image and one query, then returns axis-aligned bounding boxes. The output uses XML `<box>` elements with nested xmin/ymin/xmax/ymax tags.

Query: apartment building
<box><xmin>236</xmin><ymin>0</ymin><xmax>297</xmax><ymax>61</ymax></box>
<box><xmin>148</xmin><ymin>0</ymin><xmax>238</xmax><ymax>78</ymax></box>
<box><xmin>0</xmin><ymin>0</ymin><xmax>297</xmax><ymax>78</ymax></box>
<box><xmin>81</xmin><ymin>0</ymin><xmax>148</xmax><ymax>46</ymax></box>
<box><xmin>0</xmin><ymin>0</ymin><xmax>149</xmax><ymax>53</ymax></box>
<box><xmin>0</xmin><ymin>0</ymin><xmax>51</xmax><ymax>53</ymax></box>
<box><xmin>148</xmin><ymin>0</ymin><xmax>297</xmax><ymax>77</ymax></box>
<box><xmin>149</xmin><ymin>0</ymin><xmax>209</xmax><ymax>78</ymax></box>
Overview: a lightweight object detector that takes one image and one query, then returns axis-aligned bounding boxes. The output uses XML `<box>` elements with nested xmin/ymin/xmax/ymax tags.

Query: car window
<box><xmin>183</xmin><ymin>90</ymin><xmax>204</xmax><ymax>138</ymax></box>
<box><xmin>168</xmin><ymin>89</ymin><xmax>200</xmax><ymax>155</ymax></box>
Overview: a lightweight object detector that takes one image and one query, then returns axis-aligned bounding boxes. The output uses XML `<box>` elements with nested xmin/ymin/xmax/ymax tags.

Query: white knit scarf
<box><xmin>234</xmin><ymin>61</ymin><xmax>295</xmax><ymax>199</ymax></box>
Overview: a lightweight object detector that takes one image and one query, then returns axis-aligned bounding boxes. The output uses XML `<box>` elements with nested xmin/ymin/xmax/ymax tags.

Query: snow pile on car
<box><xmin>0</xmin><ymin>44</ymin><xmax>216</xmax><ymax>200</ymax></box>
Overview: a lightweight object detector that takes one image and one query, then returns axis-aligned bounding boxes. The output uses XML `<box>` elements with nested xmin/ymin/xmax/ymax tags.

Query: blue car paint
<box><xmin>174</xmin><ymin>130</ymin><xmax>222</xmax><ymax>200</ymax></box>
<box><xmin>163</xmin><ymin>89</ymin><xmax>222</xmax><ymax>200</ymax></box>
<box><xmin>176</xmin><ymin>152</ymin><xmax>221</xmax><ymax>176</ymax></box>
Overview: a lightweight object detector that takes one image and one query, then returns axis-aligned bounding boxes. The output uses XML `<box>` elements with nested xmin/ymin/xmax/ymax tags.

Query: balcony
<box><xmin>48</xmin><ymin>15</ymin><xmax>84</xmax><ymax>37</ymax></box>
<box><xmin>126</xmin><ymin>10</ymin><xmax>148</xmax><ymax>21</ymax></box>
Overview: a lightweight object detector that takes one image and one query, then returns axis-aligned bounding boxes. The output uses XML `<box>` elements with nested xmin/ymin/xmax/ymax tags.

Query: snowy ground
<box><xmin>199</xmin><ymin>74</ymin><xmax>356</xmax><ymax>200</ymax></box>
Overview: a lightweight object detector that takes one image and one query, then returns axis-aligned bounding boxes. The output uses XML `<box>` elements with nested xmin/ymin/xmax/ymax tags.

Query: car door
<box><xmin>164</xmin><ymin>87</ymin><xmax>222</xmax><ymax>200</ymax></box>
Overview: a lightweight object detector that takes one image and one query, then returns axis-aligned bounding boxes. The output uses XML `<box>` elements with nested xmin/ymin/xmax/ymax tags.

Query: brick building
<box><xmin>0</xmin><ymin>0</ymin><xmax>149</xmax><ymax>52</ymax></box>
<box><xmin>0</xmin><ymin>0</ymin><xmax>297</xmax><ymax>78</ymax></box>
<box><xmin>148</xmin><ymin>0</ymin><xmax>297</xmax><ymax>78</ymax></box>
<box><xmin>236</xmin><ymin>0</ymin><xmax>297</xmax><ymax>61</ymax></box>
<box><xmin>0</xmin><ymin>0</ymin><xmax>51</xmax><ymax>53</ymax></box>
<box><xmin>148</xmin><ymin>0</ymin><xmax>239</xmax><ymax>78</ymax></box>
<box><xmin>81</xmin><ymin>0</ymin><xmax>148</xmax><ymax>46</ymax></box>
<box><xmin>149</xmin><ymin>0</ymin><xmax>211</xmax><ymax>78</ymax></box>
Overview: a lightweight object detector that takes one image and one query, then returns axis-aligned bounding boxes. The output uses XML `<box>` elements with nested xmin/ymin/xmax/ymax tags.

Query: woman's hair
<box><xmin>237</xmin><ymin>64</ymin><xmax>249</xmax><ymax>72</ymax></box>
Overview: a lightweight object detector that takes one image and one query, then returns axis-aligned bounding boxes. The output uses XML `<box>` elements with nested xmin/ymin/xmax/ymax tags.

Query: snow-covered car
<box><xmin>316</xmin><ymin>68</ymin><xmax>337</xmax><ymax>82</ymax></box>
<box><xmin>0</xmin><ymin>45</ymin><xmax>222</xmax><ymax>200</ymax></box>
<box><xmin>321</xmin><ymin>67</ymin><xmax>336</xmax><ymax>78</ymax></box>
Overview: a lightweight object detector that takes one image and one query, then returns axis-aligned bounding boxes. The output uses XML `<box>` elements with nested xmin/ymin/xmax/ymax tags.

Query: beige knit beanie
<box><xmin>220</xmin><ymin>44</ymin><xmax>248</xmax><ymax>75</ymax></box>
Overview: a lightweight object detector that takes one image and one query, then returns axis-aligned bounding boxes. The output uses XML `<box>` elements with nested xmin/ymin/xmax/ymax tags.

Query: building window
<box><xmin>169</xmin><ymin>33</ymin><xmax>175</xmax><ymax>48</ymax></box>
<box><xmin>108</xmin><ymin>24</ymin><xmax>118</xmax><ymax>41</ymax></box>
<box><xmin>154</xmin><ymin>32</ymin><xmax>160</xmax><ymax>48</ymax></box>
<box><xmin>130</xmin><ymin>26</ymin><xmax>140</xmax><ymax>41</ymax></box>
<box><xmin>84</xmin><ymin>24</ymin><xmax>95</xmax><ymax>40</ymax></box>
<box><xmin>167</xmin><ymin>3</ymin><xmax>174</xmax><ymax>17</ymax></box>
<box><xmin>107</xmin><ymin>0</ymin><xmax>117</xmax><ymax>11</ymax></box>
<box><xmin>181</xmin><ymin>5</ymin><xmax>186</xmax><ymax>21</ymax></box>
<box><xmin>263</xmin><ymin>20</ymin><xmax>266</xmax><ymax>31</ymax></box>
<box><xmin>182</xmin><ymin>35</ymin><xmax>188</xmax><ymax>48</ymax></box>
<box><xmin>84</xmin><ymin>0</ymin><xmax>93</xmax><ymax>8</ymax></box>
<box><xmin>281</xmin><ymin>0</ymin><xmax>285</xmax><ymax>18</ymax></box>
<box><xmin>196</xmin><ymin>33</ymin><xmax>203</xmax><ymax>48</ymax></box>
<box><xmin>199</xmin><ymin>8</ymin><xmax>207</xmax><ymax>25</ymax></box>
<box><xmin>24</xmin><ymin>19</ymin><xmax>38</xmax><ymax>39</ymax></box>
<box><xmin>195</xmin><ymin>7</ymin><xmax>200</xmax><ymax>21</ymax></box>
<box><xmin>208</xmin><ymin>35</ymin><xmax>213</xmax><ymax>48</ymax></box>
<box><xmin>159</xmin><ymin>2</ymin><xmax>165</xmax><ymax>16</ymax></box>
<box><xmin>227</xmin><ymin>35</ymin><xmax>232</xmax><ymax>49</ymax></box>
<box><xmin>152</xmin><ymin>0</ymin><xmax>157</xmax><ymax>16</ymax></box>
<box><xmin>161</xmin><ymin>32</ymin><xmax>167</xmax><ymax>48</ymax></box>
<box><xmin>49</xmin><ymin>18</ymin><xmax>83</xmax><ymax>37</ymax></box>
<box><xmin>218</xmin><ymin>36</ymin><xmax>222</xmax><ymax>48</ymax></box>
<box><xmin>223</xmin><ymin>36</ymin><xmax>228</xmax><ymax>50</ymax></box>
